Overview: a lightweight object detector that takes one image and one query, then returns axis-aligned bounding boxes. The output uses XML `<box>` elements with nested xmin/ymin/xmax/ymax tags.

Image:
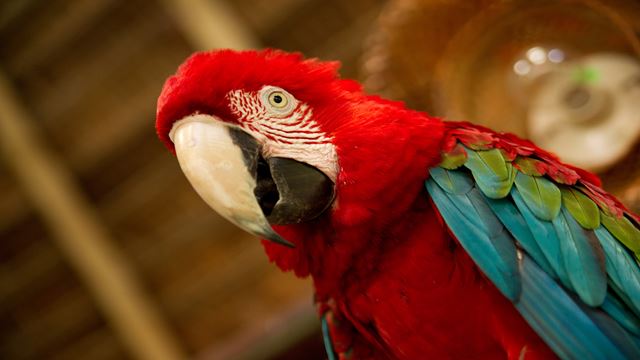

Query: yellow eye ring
<box><xmin>260</xmin><ymin>86</ymin><xmax>297</xmax><ymax>115</ymax></box>
<box><xmin>268</xmin><ymin>91</ymin><xmax>288</xmax><ymax>108</ymax></box>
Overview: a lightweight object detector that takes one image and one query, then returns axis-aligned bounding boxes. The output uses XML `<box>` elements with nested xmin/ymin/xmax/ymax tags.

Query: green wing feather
<box><xmin>464</xmin><ymin>147</ymin><xmax>515</xmax><ymax>199</ymax></box>
<box><xmin>514</xmin><ymin>172</ymin><xmax>562</xmax><ymax>221</ymax></box>
<box><xmin>601</xmin><ymin>213</ymin><xmax>640</xmax><ymax>254</ymax></box>
<box><xmin>439</xmin><ymin>143</ymin><xmax>467</xmax><ymax>170</ymax></box>
<box><xmin>561</xmin><ymin>187</ymin><xmax>600</xmax><ymax>229</ymax></box>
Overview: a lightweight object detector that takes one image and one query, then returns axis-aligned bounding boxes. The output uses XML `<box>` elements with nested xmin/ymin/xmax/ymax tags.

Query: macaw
<box><xmin>155</xmin><ymin>49</ymin><xmax>640</xmax><ymax>359</ymax></box>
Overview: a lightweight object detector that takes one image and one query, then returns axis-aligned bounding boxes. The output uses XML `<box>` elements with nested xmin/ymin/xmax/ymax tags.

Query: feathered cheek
<box><xmin>225</xmin><ymin>87</ymin><xmax>342</xmax><ymax>223</ymax></box>
<box><xmin>227</xmin><ymin>88</ymin><xmax>340</xmax><ymax>182</ymax></box>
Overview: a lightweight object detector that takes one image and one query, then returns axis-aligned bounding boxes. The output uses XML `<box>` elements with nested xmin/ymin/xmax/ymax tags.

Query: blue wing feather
<box><xmin>426</xmin><ymin>178</ymin><xmax>521</xmax><ymax>300</ymax></box>
<box><xmin>322</xmin><ymin>313</ymin><xmax>338</xmax><ymax>360</ymax></box>
<box><xmin>578</xmin><ymin>299</ymin><xmax>640</xmax><ymax>358</ymax></box>
<box><xmin>595</xmin><ymin>227</ymin><xmax>640</xmax><ymax>316</ymax></box>
<box><xmin>553</xmin><ymin>208</ymin><xmax>607</xmax><ymax>306</ymax></box>
<box><xmin>426</xmin><ymin>166</ymin><xmax>640</xmax><ymax>359</ymax></box>
<box><xmin>601</xmin><ymin>295</ymin><xmax>640</xmax><ymax>336</ymax></box>
<box><xmin>515</xmin><ymin>255</ymin><xmax>628</xmax><ymax>359</ymax></box>
<box><xmin>485</xmin><ymin>196</ymin><xmax>555</xmax><ymax>275</ymax></box>
<box><xmin>512</xmin><ymin>189</ymin><xmax>572</xmax><ymax>288</ymax></box>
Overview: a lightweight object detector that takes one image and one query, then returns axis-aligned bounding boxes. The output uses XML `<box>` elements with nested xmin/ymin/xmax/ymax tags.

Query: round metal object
<box><xmin>363</xmin><ymin>0</ymin><xmax>640</xmax><ymax>211</ymax></box>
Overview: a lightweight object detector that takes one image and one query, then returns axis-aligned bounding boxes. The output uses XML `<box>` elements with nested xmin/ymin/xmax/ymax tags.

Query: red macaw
<box><xmin>156</xmin><ymin>49</ymin><xmax>640</xmax><ymax>359</ymax></box>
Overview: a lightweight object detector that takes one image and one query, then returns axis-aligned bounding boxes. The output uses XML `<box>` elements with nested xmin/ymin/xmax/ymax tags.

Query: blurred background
<box><xmin>0</xmin><ymin>0</ymin><xmax>638</xmax><ymax>359</ymax></box>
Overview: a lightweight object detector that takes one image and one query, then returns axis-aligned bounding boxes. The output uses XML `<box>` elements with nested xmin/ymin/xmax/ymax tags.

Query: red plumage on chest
<box><xmin>262</xmin><ymin>115</ymin><xmax>555</xmax><ymax>359</ymax></box>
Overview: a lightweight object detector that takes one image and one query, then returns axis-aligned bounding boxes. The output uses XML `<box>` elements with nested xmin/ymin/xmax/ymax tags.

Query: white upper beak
<box><xmin>169</xmin><ymin>114</ymin><xmax>292</xmax><ymax>246</ymax></box>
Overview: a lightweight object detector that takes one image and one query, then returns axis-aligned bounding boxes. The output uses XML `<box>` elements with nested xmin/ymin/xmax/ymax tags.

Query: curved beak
<box><xmin>170</xmin><ymin>114</ymin><xmax>294</xmax><ymax>247</ymax></box>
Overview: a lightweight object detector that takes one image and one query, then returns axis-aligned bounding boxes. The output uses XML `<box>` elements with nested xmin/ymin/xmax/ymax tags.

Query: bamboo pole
<box><xmin>0</xmin><ymin>71</ymin><xmax>186</xmax><ymax>360</ymax></box>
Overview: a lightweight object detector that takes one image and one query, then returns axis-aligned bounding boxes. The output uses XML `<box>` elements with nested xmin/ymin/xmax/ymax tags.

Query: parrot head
<box><xmin>156</xmin><ymin>49</ymin><xmax>363</xmax><ymax>247</ymax></box>
<box><xmin>156</xmin><ymin>49</ymin><xmax>444</xmax><ymax>275</ymax></box>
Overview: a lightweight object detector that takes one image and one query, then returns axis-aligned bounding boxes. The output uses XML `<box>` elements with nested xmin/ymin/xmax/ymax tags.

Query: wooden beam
<box><xmin>160</xmin><ymin>0</ymin><xmax>259</xmax><ymax>50</ymax></box>
<box><xmin>0</xmin><ymin>71</ymin><xmax>186</xmax><ymax>360</ymax></box>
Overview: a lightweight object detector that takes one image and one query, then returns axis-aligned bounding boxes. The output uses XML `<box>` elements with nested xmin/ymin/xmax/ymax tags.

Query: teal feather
<box><xmin>429</xmin><ymin>167</ymin><xmax>473</xmax><ymax>195</ymax></box>
<box><xmin>581</xmin><ymin>301</ymin><xmax>640</xmax><ymax>358</ymax></box>
<box><xmin>432</xmin><ymin>170</ymin><xmax>500</xmax><ymax>233</ymax></box>
<box><xmin>595</xmin><ymin>227</ymin><xmax>640</xmax><ymax>316</ymax></box>
<box><xmin>601</xmin><ymin>295</ymin><xmax>640</xmax><ymax>336</ymax></box>
<box><xmin>485</xmin><ymin>196</ymin><xmax>555</xmax><ymax>275</ymax></box>
<box><xmin>442</xmin><ymin>186</ymin><xmax>487</xmax><ymax>231</ymax></box>
<box><xmin>610</xmin><ymin>281</ymin><xmax>640</xmax><ymax>320</ymax></box>
<box><xmin>466</xmin><ymin>189</ymin><xmax>520</xmax><ymax>275</ymax></box>
<box><xmin>322</xmin><ymin>313</ymin><xmax>337</xmax><ymax>360</ymax></box>
<box><xmin>514</xmin><ymin>172</ymin><xmax>561</xmax><ymax>221</ymax></box>
<box><xmin>426</xmin><ymin>179</ymin><xmax>521</xmax><ymax>300</ymax></box>
<box><xmin>512</xmin><ymin>190</ymin><xmax>571</xmax><ymax>287</ymax></box>
<box><xmin>553</xmin><ymin>208</ymin><xmax>607</xmax><ymax>307</ymax></box>
<box><xmin>515</xmin><ymin>255</ymin><xmax>629</xmax><ymax>360</ymax></box>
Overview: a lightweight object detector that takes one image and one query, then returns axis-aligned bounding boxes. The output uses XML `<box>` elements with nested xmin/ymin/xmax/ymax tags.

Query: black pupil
<box><xmin>273</xmin><ymin>94</ymin><xmax>283</xmax><ymax>104</ymax></box>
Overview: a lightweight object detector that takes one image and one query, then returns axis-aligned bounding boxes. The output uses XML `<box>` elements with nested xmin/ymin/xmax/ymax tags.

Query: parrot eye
<box><xmin>260</xmin><ymin>86</ymin><xmax>297</xmax><ymax>116</ymax></box>
<box><xmin>268</xmin><ymin>91</ymin><xmax>288</xmax><ymax>108</ymax></box>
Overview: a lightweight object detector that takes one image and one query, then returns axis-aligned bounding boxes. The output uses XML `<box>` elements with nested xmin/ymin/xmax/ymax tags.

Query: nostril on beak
<box><xmin>254</xmin><ymin>155</ymin><xmax>280</xmax><ymax>216</ymax></box>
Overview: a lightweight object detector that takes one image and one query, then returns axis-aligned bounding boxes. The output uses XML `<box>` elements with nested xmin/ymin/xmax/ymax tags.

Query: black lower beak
<box><xmin>255</xmin><ymin>156</ymin><xmax>335</xmax><ymax>225</ymax></box>
<box><xmin>228</xmin><ymin>127</ymin><xmax>335</xmax><ymax>227</ymax></box>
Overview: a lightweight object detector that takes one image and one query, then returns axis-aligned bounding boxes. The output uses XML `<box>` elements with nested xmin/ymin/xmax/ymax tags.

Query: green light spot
<box><xmin>573</xmin><ymin>67</ymin><xmax>600</xmax><ymax>85</ymax></box>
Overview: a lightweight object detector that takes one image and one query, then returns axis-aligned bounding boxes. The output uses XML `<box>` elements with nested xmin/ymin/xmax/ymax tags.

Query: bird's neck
<box><xmin>262</xmin><ymin>99</ymin><xmax>447</xmax><ymax>297</ymax></box>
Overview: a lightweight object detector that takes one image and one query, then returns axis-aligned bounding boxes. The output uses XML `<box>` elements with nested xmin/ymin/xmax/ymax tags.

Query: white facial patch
<box><xmin>227</xmin><ymin>86</ymin><xmax>339</xmax><ymax>181</ymax></box>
